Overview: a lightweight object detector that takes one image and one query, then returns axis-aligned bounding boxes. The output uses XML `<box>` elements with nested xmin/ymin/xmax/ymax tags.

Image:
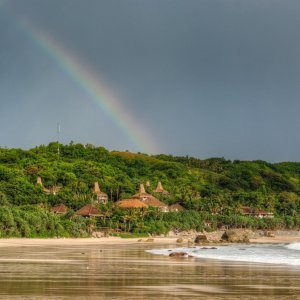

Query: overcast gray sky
<box><xmin>0</xmin><ymin>0</ymin><xmax>299</xmax><ymax>161</ymax></box>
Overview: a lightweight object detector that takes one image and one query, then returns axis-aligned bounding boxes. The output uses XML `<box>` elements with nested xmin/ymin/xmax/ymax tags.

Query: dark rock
<box><xmin>265</xmin><ymin>231</ymin><xmax>275</xmax><ymax>237</ymax></box>
<box><xmin>194</xmin><ymin>234</ymin><xmax>208</xmax><ymax>244</ymax></box>
<box><xmin>145</xmin><ymin>238</ymin><xmax>154</xmax><ymax>242</ymax></box>
<box><xmin>169</xmin><ymin>252</ymin><xmax>188</xmax><ymax>258</ymax></box>
<box><xmin>221</xmin><ymin>229</ymin><xmax>254</xmax><ymax>243</ymax></box>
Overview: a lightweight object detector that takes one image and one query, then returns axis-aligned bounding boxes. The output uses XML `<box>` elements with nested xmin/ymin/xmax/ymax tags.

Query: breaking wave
<box><xmin>147</xmin><ymin>243</ymin><xmax>300</xmax><ymax>266</ymax></box>
<box><xmin>285</xmin><ymin>242</ymin><xmax>300</xmax><ymax>251</ymax></box>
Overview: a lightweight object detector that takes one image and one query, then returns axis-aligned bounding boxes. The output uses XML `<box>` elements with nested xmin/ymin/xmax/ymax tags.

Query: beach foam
<box><xmin>148</xmin><ymin>243</ymin><xmax>300</xmax><ymax>266</ymax></box>
<box><xmin>285</xmin><ymin>242</ymin><xmax>300</xmax><ymax>251</ymax></box>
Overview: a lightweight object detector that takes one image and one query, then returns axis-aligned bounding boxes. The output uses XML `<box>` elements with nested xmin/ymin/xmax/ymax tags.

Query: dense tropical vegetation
<box><xmin>0</xmin><ymin>142</ymin><xmax>299</xmax><ymax>237</ymax></box>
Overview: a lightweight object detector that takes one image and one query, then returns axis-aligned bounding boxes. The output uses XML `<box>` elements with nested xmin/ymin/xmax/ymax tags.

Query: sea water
<box><xmin>147</xmin><ymin>242</ymin><xmax>300</xmax><ymax>266</ymax></box>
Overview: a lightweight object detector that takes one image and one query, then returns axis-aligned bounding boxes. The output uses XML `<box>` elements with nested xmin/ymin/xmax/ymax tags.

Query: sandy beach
<box><xmin>0</xmin><ymin>237</ymin><xmax>176</xmax><ymax>248</ymax></box>
<box><xmin>0</xmin><ymin>233</ymin><xmax>299</xmax><ymax>248</ymax></box>
<box><xmin>250</xmin><ymin>235</ymin><xmax>300</xmax><ymax>244</ymax></box>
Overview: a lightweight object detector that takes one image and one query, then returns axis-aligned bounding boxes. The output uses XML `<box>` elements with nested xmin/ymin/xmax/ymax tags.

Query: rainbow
<box><xmin>18</xmin><ymin>18</ymin><xmax>158</xmax><ymax>154</ymax></box>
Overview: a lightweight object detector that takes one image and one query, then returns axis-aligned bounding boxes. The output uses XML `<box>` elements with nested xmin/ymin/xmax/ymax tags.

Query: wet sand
<box><xmin>0</xmin><ymin>237</ymin><xmax>299</xmax><ymax>299</ymax></box>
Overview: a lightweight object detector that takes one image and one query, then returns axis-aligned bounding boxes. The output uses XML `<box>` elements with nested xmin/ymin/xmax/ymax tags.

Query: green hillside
<box><xmin>0</xmin><ymin>142</ymin><xmax>299</xmax><ymax>237</ymax></box>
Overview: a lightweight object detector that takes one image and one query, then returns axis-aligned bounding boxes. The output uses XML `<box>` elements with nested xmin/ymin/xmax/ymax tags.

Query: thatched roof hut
<box><xmin>115</xmin><ymin>199</ymin><xmax>148</xmax><ymax>209</ymax></box>
<box><xmin>240</xmin><ymin>206</ymin><xmax>252</xmax><ymax>215</ymax></box>
<box><xmin>154</xmin><ymin>181</ymin><xmax>169</xmax><ymax>194</ymax></box>
<box><xmin>36</xmin><ymin>176</ymin><xmax>60</xmax><ymax>195</ymax></box>
<box><xmin>169</xmin><ymin>203</ymin><xmax>184</xmax><ymax>212</ymax></box>
<box><xmin>51</xmin><ymin>204</ymin><xmax>68</xmax><ymax>215</ymax></box>
<box><xmin>240</xmin><ymin>206</ymin><xmax>274</xmax><ymax>218</ymax></box>
<box><xmin>132</xmin><ymin>184</ymin><xmax>169</xmax><ymax>212</ymax></box>
<box><xmin>93</xmin><ymin>182</ymin><xmax>108</xmax><ymax>204</ymax></box>
<box><xmin>37</xmin><ymin>176</ymin><xmax>43</xmax><ymax>186</ymax></box>
<box><xmin>49</xmin><ymin>186</ymin><xmax>61</xmax><ymax>195</ymax></box>
<box><xmin>132</xmin><ymin>184</ymin><xmax>151</xmax><ymax>199</ymax></box>
<box><xmin>255</xmin><ymin>209</ymin><xmax>274</xmax><ymax>218</ymax></box>
<box><xmin>75</xmin><ymin>204</ymin><xmax>101</xmax><ymax>217</ymax></box>
<box><xmin>37</xmin><ymin>176</ymin><xmax>50</xmax><ymax>193</ymax></box>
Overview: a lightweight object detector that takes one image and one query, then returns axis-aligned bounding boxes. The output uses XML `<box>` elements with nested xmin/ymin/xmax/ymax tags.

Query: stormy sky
<box><xmin>0</xmin><ymin>0</ymin><xmax>300</xmax><ymax>162</ymax></box>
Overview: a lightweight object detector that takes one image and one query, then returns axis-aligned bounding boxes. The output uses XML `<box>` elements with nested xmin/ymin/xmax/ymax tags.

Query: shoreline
<box><xmin>0</xmin><ymin>235</ymin><xmax>299</xmax><ymax>248</ymax></box>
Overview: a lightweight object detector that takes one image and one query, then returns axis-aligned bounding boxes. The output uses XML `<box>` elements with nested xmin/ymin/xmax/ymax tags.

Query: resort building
<box><xmin>51</xmin><ymin>204</ymin><xmax>68</xmax><ymax>215</ymax></box>
<box><xmin>240</xmin><ymin>206</ymin><xmax>274</xmax><ymax>218</ymax></box>
<box><xmin>204</xmin><ymin>220</ymin><xmax>212</xmax><ymax>228</ymax></box>
<box><xmin>154</xmin><ymin>181</ymin><xmax>169</xmax><ymax>195</ymax></box>
<box><xmin>240</xmin><ymin>206</ymin><xmax>252</xmax><ymax>216</ymax></box>
<box><xmin>254</xmin><ymin>209</ymin><xmax>274</xmax><ymax>218</ymax></box>
<box><xmin>75</xmin><ymin>204</ymin><xmax>101</xmax><ymax>217</ymax></box>
<box><xmin>37</xmin><ymin>176</ymin><xmax>61</xmax><ymax>195</ymax></box>
<box><xmin>132</xmin><ymin>184</ymin><xmax>169</xmax><ymax>212</ymax></box>
<box><xmin>93</xmin><ymin>182</ymin><xmax>108</xmax><ymax>204</ymax></box>
<box><xmin>169</xmin><ymin>203</ymin><xmax>184</xmax><ymax>212</ymax></box>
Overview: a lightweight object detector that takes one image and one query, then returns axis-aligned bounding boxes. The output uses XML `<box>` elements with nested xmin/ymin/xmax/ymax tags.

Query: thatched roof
<box><xmin>116</xmin><ymin>199</ymin><xmax>148</xmax><ymax>209</ymax></box>
<box><xmin>37</xmin><ymin>176</ymin><xmax>49</xmax><ymax>193</ymax></box>
<box><xmin>49</xmin><ymin>186</ymin><xmax>61</xmax><ymax>194</ymax></box>
<box><xmin>132</xmin><ymin>184</ymin><xmax>153</xmax><ymax>199</ymax></box>
<box><xmin>37</xmin><ymin>176</ymin><xmax>43</xmax><ymax>186</ymax></box>
<box><xmin>131</xmin><ymin>184</ymin><xmax>167</xmax><ymax>208</ymax></box>
<box><xmin>75</xmin><ymin>204</ymin><xmax>101</xmax><ymax>217</ymax></box>
<box><xmin>169</xmin><ymin>203</ymin><xmax>184</xmax><ymax>212</ymax></box>
<box><xmin>154</xmin><ymin>181</ymin><xmax>169</xmax><ymax>194</ymax></box>
<box><xmin>93</xmin><ymin>182</ymin><xmax>108</xmax><ymax>197</ymax></box>
<box><xmin>43</xmin><ymin>187</ymin><xmax>51</xmax><ymax>194</ymax></box>
<box><xmin>37</xmin><ymin>176</ymin><xmax>60</xmax><ymax>195</ymax></box>
<box><xmin>92</xmin><ymin>182</ymin><xmax>108</xmax><ymax>204</ymax></box>
<box><xmin>141</xmin><ymin>197</ymin><xmax>168</xmax><ymax>208</ymax></box>
<box><xmin>51</xmin><ymin>204</ymin><xmax>68</xmax><ymax>214</ymax></box>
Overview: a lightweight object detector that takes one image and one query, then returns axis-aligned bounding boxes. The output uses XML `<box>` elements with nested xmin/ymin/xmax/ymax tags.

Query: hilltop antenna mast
<box><xmin>57</xmin><ymin>122</ymin><xmax>60</xmax><ymax>157</ymax></box>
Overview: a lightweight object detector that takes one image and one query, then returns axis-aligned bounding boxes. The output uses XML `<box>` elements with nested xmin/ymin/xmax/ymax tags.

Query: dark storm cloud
<box><xmin>1</xmin><ymin>0</ymin><xmax>300</xmax><ymax>161</ymax></box>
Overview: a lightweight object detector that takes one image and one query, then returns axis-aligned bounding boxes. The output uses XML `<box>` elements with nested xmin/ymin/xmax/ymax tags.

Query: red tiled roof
<box><xmin>240</xmin><ymin>206</ymin><xmax>252</xmax><ymax>214</ymax></box>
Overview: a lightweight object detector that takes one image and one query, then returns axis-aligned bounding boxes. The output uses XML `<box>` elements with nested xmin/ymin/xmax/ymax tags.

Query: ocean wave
<box><xmin>285</xmin><ymin>242</ymin><xmax>300</xmax><ymax>251</ymax></box>
<box><xmin>148</xmin><ymin>244</ymin><xmax>300</xmax><ymax>266</ymax></box>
